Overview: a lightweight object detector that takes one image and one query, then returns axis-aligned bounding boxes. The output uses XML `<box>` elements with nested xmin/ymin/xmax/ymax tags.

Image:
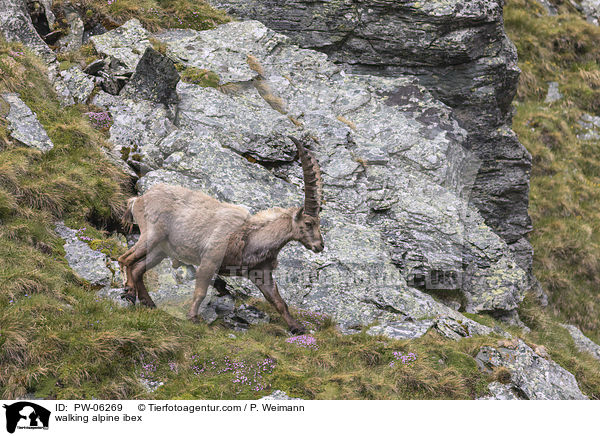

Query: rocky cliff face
<box><xmin>84</xmin><ymin>19</ymin><xmax>528</xmax><ymax>329</ymax></box>
<box><xmin>2</xmin><ymin>0</ymin><xmax>595</xmax><ymax>400</ymax></box>
<box><xmin>0</xmin><ymin>0</ymin><xmax>535</xmax><ymax>327</ymax></box>
<box><xmin>208</xmin><ymin>0</ymin><xmax>534</xmax><ymax>274</ymax></box>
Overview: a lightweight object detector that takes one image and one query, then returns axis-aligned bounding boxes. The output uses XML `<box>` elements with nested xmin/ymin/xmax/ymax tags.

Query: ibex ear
<box><xmin>294</xmin><ymin>207</ymin><xmax>304</xmax><ymax>222</ymax></box>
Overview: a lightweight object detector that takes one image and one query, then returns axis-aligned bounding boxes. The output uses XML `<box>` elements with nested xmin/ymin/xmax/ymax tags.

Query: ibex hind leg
<box><xmin>130</xmin><ymin>247</ymin><xmax>167</xmax><ymax>308</ymax></box>
<box><xmin>118</xmin><ymin>233</ymin><xmax>161</xmax><ymax>304</ymax></box>
<box><xmin>121</xmin><ymin>264</ymin><xmax>137</xmax><ymax>304</ymax></box>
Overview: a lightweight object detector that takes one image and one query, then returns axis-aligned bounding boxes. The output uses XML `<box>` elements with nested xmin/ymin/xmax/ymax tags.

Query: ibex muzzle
<box><xmin>118</xmin><ymin>136</ymin><xmax>324</xmax><ymax>334</ymax></box>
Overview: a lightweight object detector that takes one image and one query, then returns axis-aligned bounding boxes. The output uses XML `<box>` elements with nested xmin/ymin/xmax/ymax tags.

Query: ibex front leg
<box><xmin>250</xmin><ymin>270</ymin><xmax>305</xmax><ymax>334</ymax></box>
<box><xmin>187</xmin><ymin>256</ymin><xmax>223</xmax><ymax>322</ymax></box>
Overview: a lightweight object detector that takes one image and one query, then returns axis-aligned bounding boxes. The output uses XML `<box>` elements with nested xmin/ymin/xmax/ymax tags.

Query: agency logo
<box><xmin>2</xmin><ymin>402</ymin><xmax>50</xmax><ymax>433</ymax></box>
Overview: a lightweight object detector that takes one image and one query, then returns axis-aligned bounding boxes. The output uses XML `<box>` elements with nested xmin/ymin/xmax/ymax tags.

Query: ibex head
<box><xmin>289</xmin><ymin>136</ymin><xmax>324</xmax><ymax>253</ymax></box>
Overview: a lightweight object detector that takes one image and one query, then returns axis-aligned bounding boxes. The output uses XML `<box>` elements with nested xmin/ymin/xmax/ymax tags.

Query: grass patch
<box><xmin>518</xmin><ymin>294</ymin><xmax>600</xmax><ymax>399</ymax></box>
<box><xmin>51</xmin><ymin>0</ymin><xmax>230</xmax><ymax>33</ymax></box>
<box><xmin>176</xmin><ymin>64</ymin><xmax>220</xmax><ymax>88</ymax></box>
<box><xmin>505</xmin><ymin>0</ymin><xmax>600</xmax><ymax>343</ymax></box>
<box><xmin>1</xmin><ymin>2</ymin><xmax>598</xmax><ymax>400</ymax></box>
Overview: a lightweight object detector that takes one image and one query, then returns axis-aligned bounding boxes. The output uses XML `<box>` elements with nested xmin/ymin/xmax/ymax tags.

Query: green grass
<box><xmin>176</xmin><ymin>64</ymin><xmax>221</xmax><ymax>88</ymax></box>
<box><xmin>51</xmin><ymin>0</ymin><xmax>230</xmax><ymax>33</ymax></box>
<box><xmin>1</xmin><ymin>1</ymin><xmax>599</xmax><ymax>400</ymax></box>
<box><xmin>505</xmin><ymin>0</ymin><xmax>600</xmax><ymax>344</ymax></box>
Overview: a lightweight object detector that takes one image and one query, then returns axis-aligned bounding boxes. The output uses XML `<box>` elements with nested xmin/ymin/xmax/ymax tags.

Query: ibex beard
<box><xmin>118</xmin><ymin>136</ymin><xmax>324</xmax><ymax>334</ymax></box>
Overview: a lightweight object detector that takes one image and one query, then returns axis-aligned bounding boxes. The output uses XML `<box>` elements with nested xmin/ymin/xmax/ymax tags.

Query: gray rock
<box><xmin>534</xmin><ymin>0</ymin><xmax>559</xmax><ymax>15</ymax></box>
<box><xmin>1</xmin><ymin>92</ymin><xmax>54</xmax><ymax>152</ymax></box>
<box><xmin>209</xmin><ymin>0</ymin><xmax>534</xmax><ymax>275</ymax></box>
<box><xmin>0</xmin><ymin>0</ymin><xmax>55</xmax><ymax>62</ymax></box>
<box><xmin>367</xmin><ymin>316</ymin><xmax>495</xmax><ymax>341</ymax></box>
<box><xmin>90</xmin><ymin>19</ymin><xmax>151</xmax><ymax>72</ymax></box>
<box><xmin>47</xmin><ymin>62</ymin><xmax>75</xmax><ymax>106</ymax></box>
<box><xmin>260</xmin><ymin>390</ymin><xmax>302</xmax><ymax>400</ymax></box>
<box><xmin>475</xmin><ymin>339</ymin><xmax>588</xmax><ymax>400</ymax></box>
<box><xmin>477</xmin><ymin>381</ymin><xmax>523</xmax><ymax>400</ymax></box>
<box><xmin>545</xmin><ymin>82</ymin><xmax>562</xmax><ymax>103</ymax></box>
<box><xmin>435</xmin><ymin>317</ymin><xmax>491</xmax><ymax>341</ymax></box>
<box><xmin>59</xmin><ymin>67</ymin><xmax>95</xmax><ymax>104</ymax></box>
<box><xmin>578</xmin><ymin>113</ymin><xmax>600</xmax><ymax>140</ymax></box>
<box><xmin>59</xmin><ymin>5</ymin><xmax>84</xmax><ymax>52</ymax></box>
<box><xmin>92</xmin><ymin>91</ymin><xmax>176</xmax><ymax>169</ymax></box>
<box><xmin>562</xmin><ymin>324</ymin><xmax>600</xmax><ymax>361</ymax></box>
<box><xmin>54</xmin><ymin>222</ymin><xmax>114</xmax><ymax>287</ymax></box>
<box><xmin>96</xmin><ymin>287</ymin><xmax>129</xmax><ymax>308</ymax></box>
<box><xmin>579</xmin><ymin>0</ymin><xmax>600</xmax><ymax>25</ymax></box>
<box><xmin>55</xmin><ymin>222</ymin><xmax>129</xmax><ymax>310</ymax></box>
<box><xmin>367</xmin><ymin>319</ymin><xmax>436</xmax><ymax>340</ymax></box>
<box><xmin>0</xmin><ymin>1</ymin><xmax>77</xmax><ymax>105</ymax></box>
<box><xmin>120</xmin><ymin>47</ymin><xmax>180</xmax><ymax>106</ymax></box>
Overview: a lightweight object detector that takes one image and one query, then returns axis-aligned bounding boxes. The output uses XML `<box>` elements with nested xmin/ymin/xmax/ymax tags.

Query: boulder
<box><xmin>58</xmin><ymin>5</ymin><xmax>84</xmax><ymax>52</ymax></box>
<box><xmin>120</xmin><ymin>47</ymin><xmax>180</xmax><ymax>106</ymax></box>
<box><xmin>477</xmin><ymin>381</ymin><xmax>523</xmax><ymax>400</ymax></box>
<box><xmin>577</xmin><ymin>113</ymin><xmax>600</xmax><ymax>140</ymax></box>
<box><xmin>534</xmin><ymin>0</ymin><xmax>558</xmax><ymax>15</ymax></box>
<box><xmin>54</xmin><ymin>222</ymin><xmax>114</xmax><ymax>287</ymax></box>
<box><xmin>59</xmin><ymin>67</ymin><xmax>95</xmax><ymax>104</ymax></box>
<box><xmin>0</xmin><ymin>0</ymin><xmax>76</xmax><ymax>105</ymax></box>
<box><xmin>562</xmin><ymin>324</ymin><xmax>600</xmax><ymax>361</ymax></box>
<box><xmin>545</xmin><ymin>82</ymin><xmax>562</xmax><ymax>103</ymax></box>
<box><xmin>367</xmin><ymin>320</ymin><xmax>436</xmax><ymax>340</ymax></box>
<box><xmin>90</xmin><ymin>19</ymin><xmax>151</xmax><ymax>72</ymax></box>
<box><xmin>367</xmin><ymin>315</ymin><xmax>495</xmax><ymax>341</ymax></box>
<box><xmin>578</xmin><ymin>0</ymin><xmax>600</xmax><ymax>25</ymax></box>
<box><xmin>260</xmin><ymin>390</ymin><xmax>302</xmax><ymax>400</ymax></box>
<box><xmin>1</xmin><ymin>92</ymin><xmax>54</xmax><ymax>152</ymax></box>
<box><xmin>0</xmin><ymin>0</ymin><xmax>55</xmax><ymax>62</ymax></box>
<box><xmin>475</xmin><ymin>339</ymin><xmax>588</xmax><ymax>400</ymax></box>
<box><xmin>54</xmin><ymin>222</ymin><xmax>127</xmax><ymax>306</ymax></box>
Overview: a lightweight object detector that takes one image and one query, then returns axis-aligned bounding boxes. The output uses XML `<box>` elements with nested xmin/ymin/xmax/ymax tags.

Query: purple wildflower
<box><xmin>389</xmin><ymin>351</ymin><xmax>417</xmax><ymax>367</ymax></box>
<box><xmin>286</xmin><ymin>334</ymin><xmax>318</xmax><ymax>350</ymax></box>
<box><xmin>85</xmin><ymin>111</ymin><xmax>112</xmax><ymax>129</ymax></box>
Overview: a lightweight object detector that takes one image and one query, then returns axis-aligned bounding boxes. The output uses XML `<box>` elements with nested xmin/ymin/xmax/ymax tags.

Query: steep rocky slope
<box><xmin>0</xmin><ymin>0</ymin><xmax>598</xmax><ymax>400</ymax></box>
<box><xmin>84</xmin><ymin>18</ymin><xmax>528</xmax><ymax>330</ymax></box>
<box><xmin>209</xmin><ymin>0</ymin><xmax>534</xmax><ymax>275</ymax></box>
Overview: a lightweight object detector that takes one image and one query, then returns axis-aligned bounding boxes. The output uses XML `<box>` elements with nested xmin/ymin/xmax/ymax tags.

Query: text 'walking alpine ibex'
<box><xmin>118</xmin><ymin>136</ymin><xmax>323</xmax><ymax>334</ymax></box>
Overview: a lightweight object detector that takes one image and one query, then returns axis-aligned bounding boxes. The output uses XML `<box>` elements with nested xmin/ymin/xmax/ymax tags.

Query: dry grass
<box><xmin>506</xmin><ymin>0</ymin><xmax>600</xmax><ymax>343</ymax></box>
<box><xmin>51</xmin><ymin>0</ymin><xmax>230</xmax><ymax>33</ymax></box>
<box><xmin>1</xmin><ymin>1</ymin><xmax>599</xmax><ymax>400</ymax></box>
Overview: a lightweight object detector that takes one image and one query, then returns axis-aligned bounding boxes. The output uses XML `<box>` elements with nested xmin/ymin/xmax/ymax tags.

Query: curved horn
<box><xmin>289</xmin><ymin>136</ymin><xmax>322</xmax><ymax>217</ymax></box>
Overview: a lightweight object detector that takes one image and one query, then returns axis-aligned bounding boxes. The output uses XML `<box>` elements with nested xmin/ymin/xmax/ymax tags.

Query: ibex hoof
<box><xmin>187</xmin><ymin>314</ymin><xmax>201</xmax><ymax>323</ymax></box>
<box><xmin>140</xmin><ymin>299</ymin><xmax>156</xmax><ymax>309</ymax></box>
<box><xmin>290</xmin><ymin>324</ymin><xmax>306</xmax><ymax>335</ymax></box>
<box><xmin>120</xmin><ymin>289</ymin><xmax>136</xmax><ymax>305</ymax></box>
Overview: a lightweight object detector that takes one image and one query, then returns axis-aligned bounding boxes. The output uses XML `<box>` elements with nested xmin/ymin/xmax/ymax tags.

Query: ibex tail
<box><xmin>122</xmin><ymin>197</ymin><xmax>137</xmax><ymax>233</ymax></box>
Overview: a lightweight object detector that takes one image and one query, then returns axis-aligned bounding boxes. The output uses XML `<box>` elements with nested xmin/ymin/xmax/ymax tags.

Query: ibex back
<box><xmin>118</xmin><ymin>136</ymin><xmax>323</xmax><ymax>334</ymax></box>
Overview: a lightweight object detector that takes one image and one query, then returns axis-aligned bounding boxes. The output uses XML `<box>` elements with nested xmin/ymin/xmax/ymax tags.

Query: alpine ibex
<box><xmin>118</xmin><ymin>136</ymin><xmax>323</xmax><ymax>334</ymax></box>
